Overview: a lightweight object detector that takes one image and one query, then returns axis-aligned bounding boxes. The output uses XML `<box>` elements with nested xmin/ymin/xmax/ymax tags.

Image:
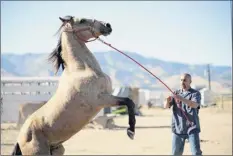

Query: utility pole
<box><xmin>207</xmin><ymin>64</ymin><xmax>211</xmax><ymax>90</ymax></box>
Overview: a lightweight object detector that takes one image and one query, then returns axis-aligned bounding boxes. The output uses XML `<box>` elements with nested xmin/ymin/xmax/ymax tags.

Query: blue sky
<box><xmin>1</xmin><ymin>1</ymin><xmax>232</xmax><ymax>66</ymax></box>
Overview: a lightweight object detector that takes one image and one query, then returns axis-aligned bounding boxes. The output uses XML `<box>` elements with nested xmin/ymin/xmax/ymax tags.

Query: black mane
<box><xmin>48</xmin><ymin>24</ymin><xmax>66</xmax><ymax>75</ymax></box>
<box><xmin>48</xmin><ymin>36</ymin><xmax>65</xmax><ymax>75</ymax></box>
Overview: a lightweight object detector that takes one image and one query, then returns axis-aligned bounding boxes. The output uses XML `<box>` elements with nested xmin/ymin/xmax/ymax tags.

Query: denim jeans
<box><xmin>172</xmin><ymin>132</ymin><xmax>202</xmax><ymax>155</ymax></box>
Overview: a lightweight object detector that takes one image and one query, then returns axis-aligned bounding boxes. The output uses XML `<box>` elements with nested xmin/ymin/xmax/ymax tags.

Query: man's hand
<box><xmin>166</xmin><ymin>96</ymin><xmax>172</xmax><ymax>103</ymax></box>
<box><xmin>174</xmin><ymin>94</ymin><xmax>199</xmax><ymax>108</ymax></box>
<box><xmin>164</xmin><ymin>96</ymin><xmax>173</xmax><ymax>108</ymax></box>
<box><xmin>173</xmin><ymin>95</ymin><xmax>182</xmax><ymax>104</ymax></box>
<box><xmin>174</xmin><ymin>94</ymin><xmax>182</xmax><ymax>101</ymax></box>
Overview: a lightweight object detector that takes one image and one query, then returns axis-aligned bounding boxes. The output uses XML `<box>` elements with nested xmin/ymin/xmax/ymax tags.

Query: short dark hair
<box><xmin>183</xmin><ymin>73</ymin><xmax>192</xmax><ymax>80</ymax></box>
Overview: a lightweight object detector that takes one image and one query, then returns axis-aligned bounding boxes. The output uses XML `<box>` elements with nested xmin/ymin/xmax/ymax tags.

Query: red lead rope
<box><xmin>70</xmin><ymin>26</ymin><xmax>193</xmax><ymax>126</ymax></box>
<box><xmin>97</xmin><ymin>38</ymin><xmax>194</xmax><ymax>126</ymax></box>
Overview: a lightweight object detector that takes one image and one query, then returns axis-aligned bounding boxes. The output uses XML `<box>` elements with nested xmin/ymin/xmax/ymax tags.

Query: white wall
<box><xmin>200</xmin><ymin>88</ymin><xmax>216</xmax><ymax>106</ymax></box>
<box><xmin>138</xmin><ymin>89</ymin><xmax>171</xmax><ymax>107</ymax></box>
<box><xmin>1</xmin><ymin>77</ymin><xmax>104</xmax><ymax>123</ymax></box>
<box><xmin>1</xmin><ymin>77</ymin><xmax>58</xmax><ymax>123</ymax></box>
<box><xmin>138</xmin><ymin>89</ymin><xmax>151</xmax><ymax>105</ymax></box>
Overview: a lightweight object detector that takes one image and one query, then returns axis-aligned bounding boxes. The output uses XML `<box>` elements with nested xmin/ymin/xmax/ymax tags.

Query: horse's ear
<box><xmin>59</xmin><ymin>17</ymin><xmax>65</xmax><ymax>22</ymax></box>
<box><xmin>59</xmin><ymin>16</ymin><xmax>74</xmax><ymax>23</ymax></box>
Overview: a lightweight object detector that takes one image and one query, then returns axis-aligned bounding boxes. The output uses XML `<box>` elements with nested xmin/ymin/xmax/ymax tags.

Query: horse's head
<box><xmin>49</xmin><ymin>15</ymin><xmax>113</xmax><ymax>74</ymax></box>
<box><xmin>59</xmin><ymin>16</ymin><xmax>112</xmax><ymax>41</ymax></box>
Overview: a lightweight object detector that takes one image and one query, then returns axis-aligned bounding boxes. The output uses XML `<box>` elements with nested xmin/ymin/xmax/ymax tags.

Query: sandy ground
<box><xmin>1</xmin><ymin>106</ymin><xmax>232</xmax><ymax>155</ymax></box>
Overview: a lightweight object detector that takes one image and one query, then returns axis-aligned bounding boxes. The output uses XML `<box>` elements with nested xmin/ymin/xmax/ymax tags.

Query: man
<box><xmin>164</xmin><ymin>73</ymin><xmax>202</xmax><ymax>155</ymax></box>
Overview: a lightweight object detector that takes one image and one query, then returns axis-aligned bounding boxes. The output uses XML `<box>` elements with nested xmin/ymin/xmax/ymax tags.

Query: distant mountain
<box><xmin>1</xmin><ymin>68</ymin><xmax>15</xmax><ymax>77</ymax></box>
<box><xmin>1</xmin><ymin>52</ymin><xmax>232</xmax><ymax>91</ymax></box>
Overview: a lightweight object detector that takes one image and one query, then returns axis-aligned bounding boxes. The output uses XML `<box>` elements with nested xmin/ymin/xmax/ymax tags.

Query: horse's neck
<box><xmin>81</xmin><ymin>44</ymin><xmax>102</xmax><ymax>71</ymax></box>
<box><xmin>62</xmin><ymin>33</ymin><xmax>102</xmax><ymax>73</ymax></box>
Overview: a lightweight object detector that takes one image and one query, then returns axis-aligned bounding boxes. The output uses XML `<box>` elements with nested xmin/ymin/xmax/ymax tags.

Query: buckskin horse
<box><xmin>11</xmin><ymin>15</ymin><xmax>136</xmax><ymax>155</ymax></box>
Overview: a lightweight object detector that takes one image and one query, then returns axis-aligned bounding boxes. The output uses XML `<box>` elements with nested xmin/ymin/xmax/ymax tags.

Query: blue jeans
<box><xmin>172</xmin><ymin>132</ymin><xmax>202</xmax><ymax>155</ymax></box>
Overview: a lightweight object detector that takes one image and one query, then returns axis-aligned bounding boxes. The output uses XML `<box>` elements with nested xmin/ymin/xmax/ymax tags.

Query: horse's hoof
<box><xmin>127</xmin><ymin>128</ymin><xmax>135</xmax><ymax>140</ymax></box>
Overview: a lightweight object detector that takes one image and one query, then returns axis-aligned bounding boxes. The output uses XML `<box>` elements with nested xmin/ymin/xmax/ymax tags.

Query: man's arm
<box><xmin>164</xmin><ymin>96</ymin><xmax>175</xmax><ymax>109</ymax></box>
<box><xmin>175</xmin><ymin>91</ymin><xmax>201</xmax><ymax>109</ymax></box>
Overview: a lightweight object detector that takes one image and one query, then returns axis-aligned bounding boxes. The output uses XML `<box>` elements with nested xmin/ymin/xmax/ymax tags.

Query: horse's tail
<box><xmin>11</xmin><ymin>142</ymin><xmax>22</xmax><ymax>155</ymax></box>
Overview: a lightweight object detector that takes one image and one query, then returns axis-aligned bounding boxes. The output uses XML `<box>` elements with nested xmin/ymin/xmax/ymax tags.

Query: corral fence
<box><xmin>214</xmin><ymin>93</ymin><xmax>232</xmax><ymax>111</ymax></box>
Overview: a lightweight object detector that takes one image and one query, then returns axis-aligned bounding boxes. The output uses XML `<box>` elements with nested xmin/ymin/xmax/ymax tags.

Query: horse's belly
<box><xmin>74</xmin><ymin>73</ymin><xmax>112</xmax><ymax>98</ymax></box>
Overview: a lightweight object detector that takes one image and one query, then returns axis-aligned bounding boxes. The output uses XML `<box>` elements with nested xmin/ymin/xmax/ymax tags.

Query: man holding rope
<box><xmin>97</xmin><ymin>33</ymin><xmax>202</xmax><ymax>155</ymax></box>
<box><xmin>164</xmin><ymin>73</ymin><xmax>202</xmax><ymax>155</ymax></box>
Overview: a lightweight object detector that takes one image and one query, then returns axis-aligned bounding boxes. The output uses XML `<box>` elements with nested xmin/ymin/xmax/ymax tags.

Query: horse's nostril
<box><xmin>106</xmin><ymin>23</ymin><xmax>111</xmax><ymax>28</ymax></box>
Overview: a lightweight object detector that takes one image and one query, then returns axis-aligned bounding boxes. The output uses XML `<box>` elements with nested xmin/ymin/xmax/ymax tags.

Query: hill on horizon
<box><xmin>1</xmin><ymin>51</ymin><xmax>232</xmax><ymax>92</ymax></box>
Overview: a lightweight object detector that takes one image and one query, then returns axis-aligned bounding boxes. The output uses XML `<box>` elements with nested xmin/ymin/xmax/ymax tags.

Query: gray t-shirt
<box><xmin>170</xmin><ymin>88</ymin><xmax>201</xmax><ymax>135</ymax></box>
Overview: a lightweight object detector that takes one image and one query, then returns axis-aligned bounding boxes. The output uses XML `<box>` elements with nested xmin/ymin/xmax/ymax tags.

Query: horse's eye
<box><xmin>80</xmin><ymin>19</ymin><xmax>86</xmax><ymax>24</ymax></box>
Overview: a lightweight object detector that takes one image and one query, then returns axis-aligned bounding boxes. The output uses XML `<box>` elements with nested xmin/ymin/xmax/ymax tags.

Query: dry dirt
<box><xmin>1</xmin><ymin>106</ymin><xmax>232</xmax><ymax>155</ymax></box>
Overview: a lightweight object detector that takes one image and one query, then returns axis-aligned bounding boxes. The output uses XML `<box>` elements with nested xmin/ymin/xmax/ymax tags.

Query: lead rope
<box><xmin>97</xmin><ymin>38</ymin><xmax>194</xmax><ymax>126</ymax></box>
<box><xmin>70</xmin><ymin>26</ymin><xmax>193</xmax><ymax>126</ymax></box>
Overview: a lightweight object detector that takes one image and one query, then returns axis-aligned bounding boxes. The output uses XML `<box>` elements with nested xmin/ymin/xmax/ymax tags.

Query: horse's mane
<box><xmin>48</xmin><ymin>24</ymin><xmax>66</xmax><ymax>75</ymax></box>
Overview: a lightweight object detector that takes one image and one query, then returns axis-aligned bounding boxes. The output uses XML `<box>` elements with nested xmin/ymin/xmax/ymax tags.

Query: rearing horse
<box><xmin>11</xmin><ymin>16</ymin><xmax>136</xmax><ymax>155</ymax></box>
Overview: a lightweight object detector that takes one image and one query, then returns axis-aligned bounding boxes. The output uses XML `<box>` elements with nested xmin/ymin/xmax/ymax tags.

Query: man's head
<box><xmin>180</xmin><ymin>73</ymin><xmax>192</xmax><ymax>90</ymax></box>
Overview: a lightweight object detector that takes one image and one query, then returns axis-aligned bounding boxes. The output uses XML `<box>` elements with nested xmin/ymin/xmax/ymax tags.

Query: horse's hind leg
<box><xmin>51</xmin><ymin>144</ymin><xmax>65</xmax><ymax>155</ymax></box>
<box><xmin>19</xmin><ymin>139</ymin><xmax>51</xmax><ymax>155</ymax></box>
<box><xmin>98</xmin><ymin>94</ymin><xmax>136</xmax><ymax>139</ymax></box>
<box><xmin>18</xmin><ymin>129</ymin><xmax>51</xmax><ymax>155</ymax></box>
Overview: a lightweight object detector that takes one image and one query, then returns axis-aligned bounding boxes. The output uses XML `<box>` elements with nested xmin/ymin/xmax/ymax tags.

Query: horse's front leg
<box><xmin>97</xmin><ymin>94</ymin><xmax>136</xmax><ymax>140</ymax></box>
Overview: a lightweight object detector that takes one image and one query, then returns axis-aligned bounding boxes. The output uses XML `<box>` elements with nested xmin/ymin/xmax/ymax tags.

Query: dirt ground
<box><xmin>1</xmin><ymin>106</ymin><xmax>232</xmax><ymax>155</ymax></box>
